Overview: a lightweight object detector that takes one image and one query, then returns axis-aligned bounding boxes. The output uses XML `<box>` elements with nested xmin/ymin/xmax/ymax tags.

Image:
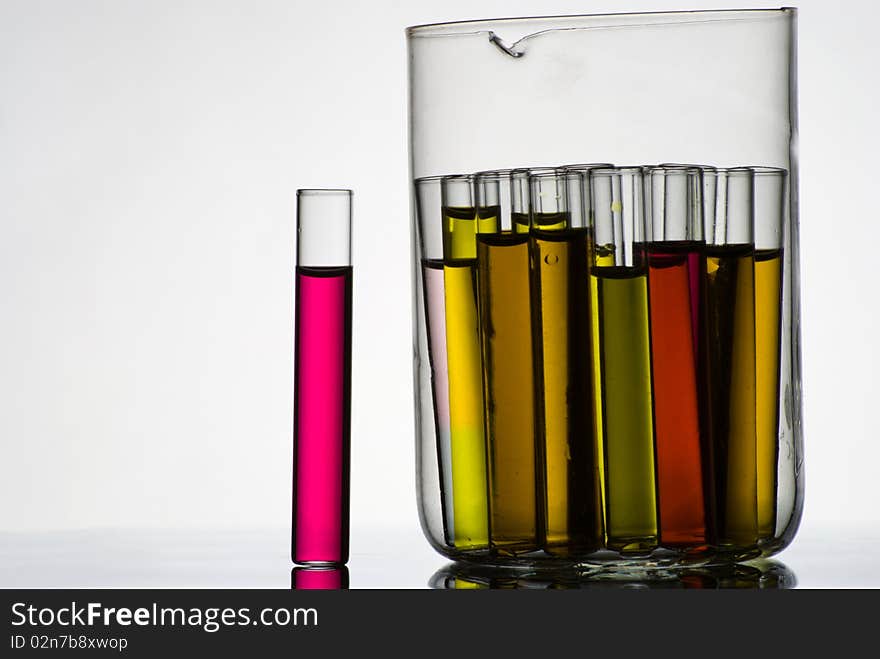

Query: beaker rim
<box><xmin>406</xmin><ymin>8</ymin><xmax>796</xmax><ymax>37</ymax></box>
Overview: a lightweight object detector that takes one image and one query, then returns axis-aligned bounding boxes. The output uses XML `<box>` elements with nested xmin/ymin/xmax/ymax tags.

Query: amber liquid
<box><xmin>647</xmin><ymin>242</ymin><xmax>707</xmax><ymax>547</ymax></box>
<box><xmin>476</xmin><ymin>231</ymin><xmax>538</xmax><ymax>554</ymax></box>
<box><xmin>755</xmin><ymin>248</ymin><xmax>783</xmax><ymax>540</ymax></box>
<box><xmin>593</xmin><ymin>264</ymin><xmax>659</xmax><ymax>552</ymax></box>
<box><xmin>531</xmin><ymin>224</ymin><xmax>603</xmax><ymax>554</ymax></box>
<box><xmin>701</xmin><ymin>244</ymin><xmax>758</xmax><ymax>547</ymax></box>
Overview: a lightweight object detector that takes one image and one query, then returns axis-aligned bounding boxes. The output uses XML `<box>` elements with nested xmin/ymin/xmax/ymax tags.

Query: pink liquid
<box><xmin>292</xmin><ymin>265</ymin><xmax>352</xmax><ymax>565</ymax></box>
<box><xmin>422</xmin><ymin>259</ymin><xmax>454</xmax><ymax>544</ymax></box>
<box><xmin>292</xmin><ymin>566</ymin><xmax>349</xmax><ymax>589</ymax></box>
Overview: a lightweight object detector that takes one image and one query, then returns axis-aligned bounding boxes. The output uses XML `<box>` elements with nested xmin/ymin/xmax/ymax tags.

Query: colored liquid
<box><xmin>687</xmin><ymin>251</ymin><xmax>702</xmax><ymax>349</ymax></box>
<box><xmin>444</xmin><ymin>260</ymin><xmax>489</xmax><ymax>548</ymax></box>
<box><xmin>291</xmin><ymin>567</ymin><xmax>349</xmax><ymax>590</ymax></box>
<box><xmin>418</xmin><ymin>189</ymin><xmax>784</xmax><ymax>559</ymax></box>
<box><xmin>593</xmin><ymin>265</ymin><xmax>658</xmax><ymax>552</ymax></box>
<box><xmin>589</xmin><ymin>252</ymin><xmax>606</xmax><ymax>531</ymax></box>
<box><xmin>443</xmin><ymin>205</ymin><xmax>498</xmax><ymax>260</ymax></box>
<box><xmin>442</xmin><ymin>206</ymin><xmax>493</xmax><ymax>549</ymax></box>
<box><xmin>755</xmin><ymin>248</ymin><xmax>783</xmax><ymax>540</ymax></box>
<box><xmin>526</xmin><ymin>211</ymin><xmax>569</xmax><ymax>232</ymax></box>
<box><xmin>647</xmin><ymin>242</ymin><xmax>707</xmax><ymax>547</ymax></box>
<box><xmin>702</xmin><ymin>245</ymin><xmax>757</xmax><ymax>547</ymax></box>
<box><xmin>477</xmin><ymin>232</ymin><xmax>538</xmax><ymax>554</ymax></box>
<box><xmin>530</xmin><ymin>226</ymin><xmax>602</xmax><ymax>553</ymax></box>
<box><xmin>421</xmin><ymin>259</ymin><xmax>454</xmax><ymax>545</ymax></box>
<box><xmin>292</xmin><ymin>265</ymin><xmax>352</xmax><ymax>565</ymax></box>
<box><xmin>452</xmin><ymin>577</ymin><xmax>488</xmax><ymax>590</ymax></box>
<box><xmin>511</xmin><ymin>211</ymin><xmax>531</xmax><ymax>234</ymax></box>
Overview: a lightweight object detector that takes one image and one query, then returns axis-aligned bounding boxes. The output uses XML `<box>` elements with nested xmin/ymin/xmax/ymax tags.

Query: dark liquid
<box><xmin>531</xmin><ymin>227</ymin><xmax>602</xmax><ymax>553</ymax></box>
<box><xmin>700</xmin><ymin>245</ymin><xmax>757</xmax><ymax>547</ymax></box>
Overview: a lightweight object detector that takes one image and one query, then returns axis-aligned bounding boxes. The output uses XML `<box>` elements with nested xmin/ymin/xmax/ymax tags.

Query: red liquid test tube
<box><xmin>292</xmin><ymin>189</ymin><xmax>352</xmax><ymax>566</ymax></box>
<box><xmin>644</xmin><ymin>166</ymin><xmax>708</xmax><ymax>548</ymax></box>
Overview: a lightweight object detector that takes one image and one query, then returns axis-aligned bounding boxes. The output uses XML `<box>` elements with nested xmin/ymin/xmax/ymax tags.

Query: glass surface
<box><xmin>408</xmin><ymin>9</ymin><xmax>802</xmax><ymax>567</ymax></box>
<box><xmin>292</xmin><ymin>189</ymin><xmax>352</xmax><ymax>565</ymax></box>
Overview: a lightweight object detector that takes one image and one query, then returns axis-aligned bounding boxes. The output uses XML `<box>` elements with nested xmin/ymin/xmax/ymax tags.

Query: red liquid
<box><xmin>687</xmin><ymin>251</ymin><xmax>701</xmax><ymax>349</ymax></box>
<box><xmin>647</xmin><ymin>242</ymin><xmax>707</xmax><ymax>547</ymax></box>
<box><xmin>292</xmin><ymin>265</ymin><xmax>352</xmax><ymax>565</ymax></box>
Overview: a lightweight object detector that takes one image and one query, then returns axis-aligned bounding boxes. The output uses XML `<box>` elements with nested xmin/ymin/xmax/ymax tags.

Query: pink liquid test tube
<box><xmin>292</xmin><ymin>189</ymin><xmax>352</xmax><ymax>566</ymax></box>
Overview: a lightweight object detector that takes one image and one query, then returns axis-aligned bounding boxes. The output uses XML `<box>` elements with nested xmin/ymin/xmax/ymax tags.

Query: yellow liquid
<box><xmin>589</xmin><ymin>252</ymin><xmax>606</xmax><ymax>535</ymax></box>
<box><xmin>531</xmin><ymin>226</ymin><xmax>602</xmax><ymax>553</ymax></box>
<box><xmin>452</xmin><ymin>577</ymin><xmax>486</xmax><ymax>590</ymax></box>
<box><xmin>442</xmin><ymin>206</ymin><xmax>497</xmax><ymax>549</ymax></box>
<box><xmin>443</xmin><ymin>206</ymin><xmax>498</xmax><ymax>260</ymax></box>
<box><xmin>755</xmin><ymin>248</ymin><xmax>783</xmax><ymax>540</ymax></box>
<box><xmin>444</xmin><ymin>262</ymin><xmax>489</xmax><ymax>548</ymax></box>
<box><xmin>510</xmin><ymin>212</ymin><xmax>531</xmax><ymax>235</ymax></box>
<box><xmin>593</xmin><ymin>266</ymin><xmax>658</xmax><ymax>552</ymax></box>
<box><xmin>476</xmin><ymin>232</ymin><xmax>538</xmax><ymax>554</ymax></box>
<box><xmin>703</xmin><ymin>245</ymin><xmax>757</xmax><ymax>547</ymax></box>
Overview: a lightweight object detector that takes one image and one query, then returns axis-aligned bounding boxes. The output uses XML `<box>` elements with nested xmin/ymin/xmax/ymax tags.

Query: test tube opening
<box><xmin>296</xmin><ymin>189</ymin><xmax>353</xmax><ymax>267</ymax></box>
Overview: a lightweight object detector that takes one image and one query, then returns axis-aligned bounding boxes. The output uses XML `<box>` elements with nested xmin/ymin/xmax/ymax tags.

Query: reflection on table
<box><xmin>291</xmin><ymin>566</ymin><xmax>349</xmax><ymax>590</ymax></box>
<box><xmin>430</xmin><ymin>560</ymin><xmax>796</xmax><ymax>589</ymax></box>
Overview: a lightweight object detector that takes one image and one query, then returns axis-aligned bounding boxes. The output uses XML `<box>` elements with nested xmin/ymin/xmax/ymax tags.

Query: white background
<box><xmin>1</xmin><ymin>0</ymin><xmax>878</xmax><ymax>585</ymax></box>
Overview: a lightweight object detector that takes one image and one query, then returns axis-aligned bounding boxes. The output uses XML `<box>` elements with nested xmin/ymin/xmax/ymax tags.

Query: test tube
<box><xmin>415</xmin><ymin>176</ymin><xmax>457</xmax><ymax>547</ymax></box>
<box><xmin>589</xmin><ymin>166</ymin><xmax>658</xmax><ymax>553</ymax></box>
<box><xmin>292</xmin><ymin>189</ymin><xmax>352</xmax><ymax>566</ymax></box>
<box><xmin>644</xmin><ymin>165</ymin><xmax>708</xmax><ymax>549</ymax></box>
<box><xmin>473</xmin><ymin>169</ymin><xmax>538</xmax><ymax>555</ymax></box>
<box><xmin>752</xmin><ymin>166</ymin><xmax>787</xmax><ymax>541</ymax></box>
<box><xmin>528</xmin><ymin>168</ymin><xmax>603</xmax><ymax>554</ymax></box>
<box><xmin>699</xmin><ymin>168</ymin><xmax>758</xmax><ymax>549</ymax></box>
<box><xmin>438</xmin><ymin>174</ymin><xmax>490</xmax><ymax>550</ymax></box>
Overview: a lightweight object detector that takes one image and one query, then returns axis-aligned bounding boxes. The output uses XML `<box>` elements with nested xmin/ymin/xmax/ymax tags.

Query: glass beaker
<box><xmin>408</xmin><ymin>9</ymin><xmax>801</xmax><ymax>566</ymax></box>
